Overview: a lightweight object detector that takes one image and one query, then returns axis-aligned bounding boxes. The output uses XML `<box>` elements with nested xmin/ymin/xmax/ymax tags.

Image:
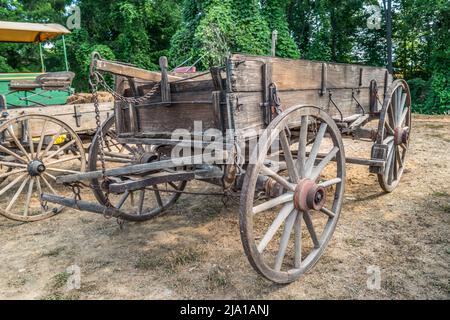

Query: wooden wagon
<box><xmin>42</xmin><ymin>53</ymin><xmax>411</xmax><ymax>283</ymax></box>
<box><xmin>0</xmin><ymin>22</ymin><xmax>114</xmax><ymax>221</ymax></box>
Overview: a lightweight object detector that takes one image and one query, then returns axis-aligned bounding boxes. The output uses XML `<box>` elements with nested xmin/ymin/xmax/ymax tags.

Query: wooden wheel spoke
<box><xmin>137</xmin><ymin>189</ymin><xmax>145</xmax><ymax>215</ymax></box>
<box><xmin>320</xmin><ymin>207</ymin><xmax>335</xmax><ymax>218</ymax></box>
<box><xmin>257</xmin><ymin>203</ymin><xmax>295</xmax><ymax>253</ymax></box>
<box><xmin>399</xmin><ymin>92</ymin><xmax>407</xmax><ymax>123</ymax></box>
<box><xmin>116</xmin><ymin>191</ymin><xmax>130</xmax><ymax>209</ymax></box>
<box><xmin>311</xmin><ymin>146</ymin><xmax>339</xmax><ymax>181</ymax></box>
<box><xmin>27</xmin><ymin>120</ymin><xmax>34</xmax><ymax>159</ymax></box>
<box><xmin>0</xmin><ymin>144</ymin><xmax>27</xmax><ymax>163</ymax></box>
<box><xmin>0</xmin><ymin>173</ymin><xmax>27</xmax><ymax>197</ymax></box>
<box><xmin>274</xmin><ymin>210</ymin><xmax>297</xmax><ymax>271</ymax></box>
<box><xmin>45</xmin><ymin>167</ymin><xmax>80</xmax><ymax>174</ymax></box>
<box><xmin>6</xmin><ymin>177</ymin><xmax>30</xmax><ymax>211</ymax></box>
<box><xmin>154</xmin><ymin>185</ymin><xmax>163</xmax><ymax>208</ymax></box>
<box><xmin>41</xmin><ymin>174</ymin><xmax>58</xmax><ymax>195</ymax></box>
<box><xmin>39</xmin><ymin>126</ymin><xmax>64</xmax><ymax>159</ymax></box>
<box><xmin>36</xmin><ymin>177</ymin><xmax>46</xmax><ymax>213</ymax></box>
<box><xmin>35</xmin><ymin>120</ymin><xmax>47</xmax><ymax>159</ymax></box>
<box><xmin>383</xmin><ymin>135</ymin><xmax>394</xmax><ymax>145</ymax></box>
<box><xmin>0</xmin><ymin>168</ymin><xmax>27</xmax><ymax>180</ymax></box>
<box><xmin>103</xmin><ymin>151</ymin><xmax>134</xmax><ymax>160</ymax></box>
<box><xmin>318</xmin><ymin>178</ymin><xmax>341</xmax><ymax>188</ymax></box>
<box><xmin>44</xmin><ymin>139</ymin><xmax>77</xmax><ymax>161</ymax></box>
<box><xmin>396</xmin><ymin>146</ymin><xmax>403</xmax><ymax>168</ymax></box>
<box><xmin>252</xmin><ymin>193</ymin><xmax>293</xmax><ymax>215</ymax></box>
<box><xmin>392</xmin><ymin>148</ymin><xmax>398</xmax><ymax>181</ymax></box>
<box><xmin>45</xmin><ymin>155</ymin><xmax>81</xmax><ymax>167</ymax></box>
<box><xmin>43</xmin><ymin>172</ymin><xmax>57</xmax><ymax>181</ymax></box>
<box><xmin>305</xmin><ymin>122</ymin><xmax>327</xmax><ymax>176</ymax></box>
<box><xmin>279</xmin><ymin>130</ymin><xmax>298</xmax><ymax>182</ymax></box>
<box><xmin>0</xmin><ymin>161</ymin><xmax>27</xmax><ymax>168</ymax></box>
<box><xmin>297</xmin><ymin>115</ymin><xmax>308</xmax><ymax>178</ymax></box>
<box><xmin>294</xmin><ymin>211</ymin><xmax>303</xmax><ymax>268</ymax></box>
<box><xmin>303</xmin><ymin>211</ymin><xmax>320</xmax><ymax>248</ymax></box>
<box><xmin>388</xmin><ymin>103</ymin><xmax>396</xmax><ymax>128</ymax></box>
<box><xmin>168</xmin><ymin>181</ymin><xmax>180</xmax><ymax>190</ymax></box>
<box><xmin>384</xmin><ymin>142</ymin><xmax>394</xmax><ymax>177</ymax></box>
<box><xmin>399</xmin><ymin>107</ymin><xmax>408</xmax><ymax>127</ymax></box>
<box><xmin>260</xmin><ymin>165</ymin><xmax>295</xmax><ymax>192</ymax></box>
<box><xmin>6</xmin><ymin>127</ymin><xmax>31</xmax><ymax>161</ymax></box>
<box><xmin>24</xmin><ymin>177</ymin><xmax>35</xmax><ymax>216</ymax></box>
<box><xmin>385</xmin><ymin>121</ymin><xmax>395</xmax><ymax>136</ymax></box>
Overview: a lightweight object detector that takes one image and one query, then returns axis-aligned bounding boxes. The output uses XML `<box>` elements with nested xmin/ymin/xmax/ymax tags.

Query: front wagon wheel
<box><xmin>240</xmin><ymin>105</ymin><xmax>346</xmax><ymax>283</ymax></box>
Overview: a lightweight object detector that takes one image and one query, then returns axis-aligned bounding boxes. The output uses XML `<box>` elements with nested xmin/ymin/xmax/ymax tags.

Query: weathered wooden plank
<box><xmin>56</xmin><ymin>152</ymin><xmax>228</xmax><ymax>184</ymax></box>
<box><xmin>228</xmin><ymin>87</ymin><xmax>383</xmax><ymax>136</ymax></box>
<box><xmin>95</xmin><ymin>59</ymin><xmax>182</xmax><ymax>82</ymax></box>
<box><xmin>41</xmin><ymin>193</ymin><xmax>125</xmax><ymax>217</ymax></box>
<box><xmin>5</xmin><ymin>102</ymin><xmax>113</xmax><ymax>137</ymax></box>
<box><xmin>135</xmin><ymin>102</ymin><xmax>217</xmax><ymax>134</ymax></box>
<box><xmin>229</xmin><ymin>54</ymin><xmax>391</xmax><ymax>92</ymax></box>
<box><xmin>109</xmin><ymin>171</ymin><xmax>197</xmax><ymax>193</ymax></box>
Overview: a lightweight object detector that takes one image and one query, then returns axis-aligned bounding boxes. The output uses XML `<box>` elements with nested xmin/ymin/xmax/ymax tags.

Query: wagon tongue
<box><xmin>41</xmin><ymin>193</ymin><xmax>126</xmax><ymax>218</ymax></box>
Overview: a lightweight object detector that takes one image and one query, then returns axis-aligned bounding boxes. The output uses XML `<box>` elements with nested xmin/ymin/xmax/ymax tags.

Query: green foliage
<box><xmin>262</xmin><ymin>0</ymin><xmax>299</xmax><ymax>58</ymax></box>
<box><xmin>0</xmin><ymin>0</ymin><xmax>447</xmax><ymax>114</ymax></box>
<box><xmin>231</xmin><ymin>0</ymin><xmax>271</xmax><ymax>56</ymax></box>
<box><xmin>171</xmin><ymin>0</ymin><xmax>271</xmax><ymax>69</ymax></box>
<box><xmin>192</xmin><ymin>0</ymin><xmax>233</xmax><ymax>68</ymax></box>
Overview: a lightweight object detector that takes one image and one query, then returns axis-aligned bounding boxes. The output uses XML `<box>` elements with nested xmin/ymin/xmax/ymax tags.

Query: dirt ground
<box><xmin>0</xmin><ymin>114</ymin><xmax>449</xmax><ymax>300</ymax></box>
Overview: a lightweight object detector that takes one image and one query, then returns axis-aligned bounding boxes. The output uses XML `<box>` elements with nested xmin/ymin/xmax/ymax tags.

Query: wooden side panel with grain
<box><xmin>116</xmin><ymin>78</ymin><xmax>223</xmax><ymax>138</ymax></box>
<box><xmin>6</xmin><ymin>102</ymin><xmax>114</xmax><ymax>137</ymax></box>
<box><xmin>227</xmin><ymin>54</ymin><xmax>392</xmax><ymax>136</ymax></box>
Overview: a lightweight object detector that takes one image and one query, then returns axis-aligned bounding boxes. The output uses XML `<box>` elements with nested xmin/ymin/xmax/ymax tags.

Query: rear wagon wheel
<box><xmin>376</xmin><ymin>80</ymin><xmax>411</xmax><ymax>192</ymax></box>
<box><xmin>88</xmin><ymin>115</ymin><xmax>187</xmax><ymax>222</ymax></box>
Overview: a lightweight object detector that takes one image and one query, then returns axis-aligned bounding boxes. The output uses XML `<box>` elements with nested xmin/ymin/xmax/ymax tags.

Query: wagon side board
<box><xmin>113</xmin><ymin>54</ymin><xmax>392</xmax><ymax>141</ymax></box>
<box><xmin>226</xmin><ymin>54</ymin><xmax>393</xmax><ymax>138</ymax></box>
<box><xmin>114</xmin><ymin>76</ymin><xmax>227</xmax><ymax>139</ymax></box>
<box><xmin>3</xmin><ymin>102</ymin><xmax>114</xmax><ymax>137</ymax></box>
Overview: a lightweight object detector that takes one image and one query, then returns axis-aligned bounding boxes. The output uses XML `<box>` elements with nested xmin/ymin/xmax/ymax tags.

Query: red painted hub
<box><xmin>394</xmin><ymin>127</ymin><xmax>409</xmax><ymax>145</ymax></box>
<box><xmin>293</xmin><ymin>179</ymin><xmax>326</xmax><ymax>212</ymax></box>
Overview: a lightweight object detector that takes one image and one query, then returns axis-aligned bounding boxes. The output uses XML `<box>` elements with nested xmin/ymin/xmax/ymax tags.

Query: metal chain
<box><xmin>94</xmin><ymin>71</ymin><xmax>160</xmax><ymax>105</ymax></box>
<box><xmin>89</xmin><ymin>73</ymin><xmax>111</xmax><ymax>213</ymax></box>
<box><xmin>88</xmin><ymin>64</ymin><xmax>162</xmax><ymax>222</ymax></box>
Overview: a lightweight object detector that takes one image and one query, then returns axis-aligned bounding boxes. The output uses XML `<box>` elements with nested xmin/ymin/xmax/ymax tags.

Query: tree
<box><xmin>262</xmin><ymin>0</ymin><xmax>300</xmax><ymax>58</ymax></box>
<box><xmin>170</xmin><ymin>0</ymin><xmax>271</xmax><ymax>69</ymax></box>
<box><xmin>231</xmin><ymin>0</ymin><xmax>271</xmax><ymax>56</ymax></box>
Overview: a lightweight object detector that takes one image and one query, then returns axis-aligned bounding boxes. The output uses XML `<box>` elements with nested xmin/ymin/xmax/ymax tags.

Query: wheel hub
<box><xmin>136</xmin><ymin>152</ymin><xmax>159</xmax><ymax>164</ymax></box>
<box><xmin>28</xmin><ymin>160</ymin><xmax>46</xmax><ymax>176</ymax></box>
<box><xmin>293</xmin><ymin>179</ymin><xmax>326</xmax><ymax>212</ymax></box>
<box><xmin>394</xmin><ymin>127</ymin><xmax>409</xmax><ymax>145</ymax></box>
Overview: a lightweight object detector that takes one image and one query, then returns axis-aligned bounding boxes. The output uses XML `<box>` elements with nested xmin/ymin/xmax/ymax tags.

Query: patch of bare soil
<box><xmin>0</xmin><ymin>114</ymin><xmax>449</xmax><ymax>300</ymax></box>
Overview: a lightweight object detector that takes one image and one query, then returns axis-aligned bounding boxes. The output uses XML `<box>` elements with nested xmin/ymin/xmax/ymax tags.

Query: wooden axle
<box><xmin>56</xmin><ymin>152</ymin><xmax>228</xmax><ymax>184</ymax></box>
<box><xmin>108</xmin><ymin>166</ymin><xmax>223</xmax><ymax>194</ymax></box>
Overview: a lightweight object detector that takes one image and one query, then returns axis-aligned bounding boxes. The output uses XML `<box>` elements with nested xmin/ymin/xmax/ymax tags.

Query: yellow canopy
<box><xmin>0</xmin><ymin>21</ymin><xmax>70</xmax><ymax>43</ymax></box>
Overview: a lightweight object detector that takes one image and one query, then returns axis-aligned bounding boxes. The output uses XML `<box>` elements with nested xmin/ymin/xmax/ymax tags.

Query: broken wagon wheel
<box><xmin>240</xmin><ymin>105</ymin><xmax>346</xmax><ymax>284</ymax></box>
<box><xmin>376</xmin><ymin>79</ymin><xmax>411</xmax><ymax>193</ymax></box>
<box><xmin>88</xmin><ymin>115</ymin><xmax>187</xmax><ymax>222</ymax></box>
<box><xmin>0</xmin><ymin>114</ymin><xmax>86</xmax><ymax>222</ymax></box>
